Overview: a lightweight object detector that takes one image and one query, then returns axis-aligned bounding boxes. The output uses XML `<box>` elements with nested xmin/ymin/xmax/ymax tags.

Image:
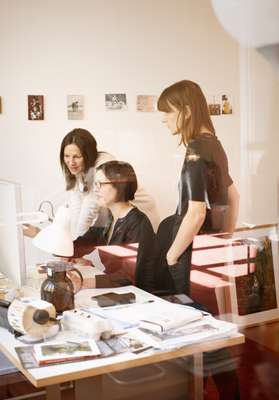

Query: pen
<box><xmin>102</xmin><ymin>300</ymin><xmax>155</xmax><ymax>310</ymax></box>
<box><xmin>132</xmin><ymin>345</ymin><xmax>153</xmax><ymax>354</ymax></box>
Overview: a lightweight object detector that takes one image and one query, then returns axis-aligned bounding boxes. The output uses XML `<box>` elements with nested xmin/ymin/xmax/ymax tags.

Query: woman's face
<box><xmin>160</xmin><ymin>103</ymin><xmax>181</xmax><ymax>135</ymax></box>
<box><xmin>94</xmin><ymin>170</ymin><xmax>118</xmax><ymax>208</ymax></box>
<box><xmin>64</xmin><ymin>144</ymin><xmax>84</xmax><ymax>175</ymax></box>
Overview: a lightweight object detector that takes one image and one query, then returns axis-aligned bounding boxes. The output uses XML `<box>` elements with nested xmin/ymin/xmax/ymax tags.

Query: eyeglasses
<box><xmin>94</xmin><ymin>181</ymin><xmax>113</xmax><ymax>190</ymax></box>
<box><xmin>94</xmin><ymin>180</ymin><xmax>129</xmax><ymax>190</ymax></box>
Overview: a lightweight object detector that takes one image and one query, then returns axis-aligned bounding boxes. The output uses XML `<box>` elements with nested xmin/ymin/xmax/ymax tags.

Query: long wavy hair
<box><xmin>157</xmin><ymin>80</ymin><xmax>215</xmax><ymax>146</ymax></box>
<box><xmin>60</xmin><ymin>128</ymin><xmax>98</xmax><ymax>190</ymax></box>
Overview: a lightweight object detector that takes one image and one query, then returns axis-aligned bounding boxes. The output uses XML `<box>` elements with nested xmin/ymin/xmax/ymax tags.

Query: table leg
<box><xmin>74</xmin><ymin>375</ymin><xmax>102</xmax><ymax>400</ymax></box>
<box><xmin>193</xmin><ymin>353</ymin><xmax>203</xmax><ymax>400</ymax></box>
<box><xmin>46</xmin><ymin>384</ymin><xmax>61</xmax><ymax>400</ymax></box>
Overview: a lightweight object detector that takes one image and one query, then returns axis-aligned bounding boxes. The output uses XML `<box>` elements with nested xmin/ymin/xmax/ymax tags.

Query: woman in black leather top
<box><xmin>156</xmin><ymin>80</ymin><xmax>239</xmax><ymax>295</ymax></box>
<box><xmin>156</xmin><ymin>80</ymin><xmax>240</xmax><ymax>400</ymax></box>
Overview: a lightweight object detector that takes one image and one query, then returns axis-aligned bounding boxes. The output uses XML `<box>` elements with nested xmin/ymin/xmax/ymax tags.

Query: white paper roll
<box><xmin>8</xmin><ymin>298</ymin><xmax>56</xmax><ymax>338</ymax></box>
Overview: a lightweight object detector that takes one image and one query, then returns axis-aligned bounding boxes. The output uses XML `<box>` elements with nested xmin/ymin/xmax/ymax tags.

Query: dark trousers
<box><xmin>154</xmin><ymin>214</ymin><xmax>241</xmax><ymax>400</ymax></box>
<box><xmin>154</xmin><ymin>214</ymin><xmax>192</xmax><ymax>295</ymax></box>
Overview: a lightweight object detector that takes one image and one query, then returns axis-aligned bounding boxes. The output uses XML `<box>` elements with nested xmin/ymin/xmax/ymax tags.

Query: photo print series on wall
<box><xmin>208</xmin><ymin>94</ymin><xmax>233</xmax><ymax>116</ymax></box>
<box><xmin>19</xmin><ymin>92</ymin><xmax>233</xmax><ymax>120</ymax></box>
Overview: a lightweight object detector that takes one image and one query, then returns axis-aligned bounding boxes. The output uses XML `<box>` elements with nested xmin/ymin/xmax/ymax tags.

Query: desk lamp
<box><xmin>32</xmin><ymin>206</ymin><xmax>78</xmax><ymax>313</ymax></box>
<box><xmin>32</xmin><ymin>206</ymin><xmax>73</xmax><ymax>257</ymax></box>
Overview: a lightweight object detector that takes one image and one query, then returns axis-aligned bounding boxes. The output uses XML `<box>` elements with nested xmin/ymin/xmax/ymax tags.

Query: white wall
<box><xmin>239</xmin><ymin>47</ymin><xmax>279</xmax><ymax>225</ymax></box>
<box><xmin>0</xmin><ymin>0</ymin><xmax>242</xmax><ymax>263</ymax></box>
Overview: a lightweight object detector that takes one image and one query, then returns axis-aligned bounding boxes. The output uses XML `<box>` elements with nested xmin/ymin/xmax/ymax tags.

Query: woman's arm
<box><xmin>223</xmin><ymin>183</ymin><xmax>240</xmax><ymax>234</ymax></box>
<box><xmin>166</xmin><ymin>200</ymin><xmax>206</xmax><ymax>266</ymax></box>
<box><xmin>73</xmin><ymin>226</ymin><xmax>105</xmax><ymax>258</ymax></box>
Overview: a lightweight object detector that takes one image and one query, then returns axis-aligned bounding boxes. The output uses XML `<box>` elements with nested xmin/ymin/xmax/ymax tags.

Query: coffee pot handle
<box><xmin>67</xmin><ymin>268</ymin><xmax>84</xmax><ymax>294</ymax></box>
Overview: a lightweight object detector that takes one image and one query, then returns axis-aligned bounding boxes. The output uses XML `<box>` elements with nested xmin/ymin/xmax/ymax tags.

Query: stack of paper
<box><xmin>137</xmin><ymin>316</ymin><xmax>238</xmax><ymax>350</ymax></box>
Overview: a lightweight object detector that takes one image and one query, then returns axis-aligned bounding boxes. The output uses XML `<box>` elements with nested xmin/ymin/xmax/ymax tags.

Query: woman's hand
<box><xmin>73</xmin><ymin>257</ymin><xmax>93</xmax><ymax>266</ymax></box>
<box><xmin>57</xmin><ymin>257</ymin><xmax>93</xmax><ymax>266</ymax></box>
<box><xmin>22</xmin><ymin>224</ymin><xmax>40</xmax><ymax>238</ymax></box>
<box><xmin>166</xmin><ymin>250</ymin><xmax>178</xmax><ymax>266</ymax></box>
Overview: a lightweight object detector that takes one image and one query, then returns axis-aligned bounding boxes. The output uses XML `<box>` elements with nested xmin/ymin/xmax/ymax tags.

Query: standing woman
<box><xmin>157</xmin><ymin>80</ymin><xmax>239</xmax><ymax>295</ymax></box>
<box><xmin>157</xmin><ymin>80</ymin><xmax>240</xmax><ymax>400</ymax></box>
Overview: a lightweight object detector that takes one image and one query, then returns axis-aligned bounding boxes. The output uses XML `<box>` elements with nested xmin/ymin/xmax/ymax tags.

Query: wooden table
<box><xmin>0</xmin><ymin>286</ymin><xmax>245</xmax><ymax>400</ymax></box>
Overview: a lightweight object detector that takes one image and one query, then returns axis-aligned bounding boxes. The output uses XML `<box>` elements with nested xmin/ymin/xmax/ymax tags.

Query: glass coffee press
<box><xmin>40</xmin><ymin>261</ymin><xmax>83</xmax><ymax>314</ymax></box>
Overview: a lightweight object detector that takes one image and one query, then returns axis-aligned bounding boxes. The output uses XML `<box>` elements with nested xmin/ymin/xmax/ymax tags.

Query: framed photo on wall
<box><xmin>67</xmin><ymin>95</ymin><xmax>84</xmax><ymax>120</ymax></box>
<box><xmin>223</xmin><ymin>224</ymin><xmax>279</xmax><ymax>327</ymax></box>
<box><xmin>136</xmin><ymin>95</ymin><xmax>157</xmax><ymax>112</ymax></box>
<box><xmin>28</xmin><ymin>95</ymin><xmax>44</xmax><ymax>120</ymax></box>
<box><xmin>105</xmin><ymin>93</ymin><xmax>127</xmax><ymax>111</ymax></box>
<box><xmin>0</xmin><ymin>96</ymin><xmax>2</xmax><ymax>114</ymax></box>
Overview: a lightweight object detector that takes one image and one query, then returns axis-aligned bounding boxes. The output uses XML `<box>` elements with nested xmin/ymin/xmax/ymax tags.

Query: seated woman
<box><xmin>72</xmin><ymin>160</ymin><xmax>156</xmax><ymax>292</ymax></box>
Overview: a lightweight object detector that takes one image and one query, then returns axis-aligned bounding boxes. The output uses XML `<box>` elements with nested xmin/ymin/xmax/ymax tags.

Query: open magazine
<box><xmin>32</xmin><ymin>339</ymin><xmax>101</xmax><ymax>366</ymax></box>
<box><xmin>88</xmin><ymin>301</ymin><xmax>204</xmax><ymax>333</ymax></box>
<box><xmin>139</xmin><ymin>305</ymin><xmax>203</xmax><ymax>333</ymax></box>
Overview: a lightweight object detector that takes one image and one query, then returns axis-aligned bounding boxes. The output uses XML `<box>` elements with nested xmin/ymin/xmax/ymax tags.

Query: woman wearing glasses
<box><xmin>72</xmin><ymin>160</ymin><xmax>155</xmax><ymax>292</ymax></box>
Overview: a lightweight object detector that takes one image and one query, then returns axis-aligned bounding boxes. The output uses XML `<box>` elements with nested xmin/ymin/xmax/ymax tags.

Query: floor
<box><xmin>1</xmin><ymin>320</ymin><xmax>279</xmax><ymax>400</ymax></box>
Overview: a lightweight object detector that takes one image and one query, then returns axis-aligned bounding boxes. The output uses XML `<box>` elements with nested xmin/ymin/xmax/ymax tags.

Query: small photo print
<box><xmin>208</xmin><ymin>95</ymin><xmax>221</xmax><ymax>116</ymax></box>
<box><xmin>67</xmin><ymin>95</ymin><xmax>84</xmax><ymax>120</ymax></box>
<box><xmin>136</xmin><ymin>95</ymin><xmax>157</xmax><ymax>112</ymax></box>
<box><xmin>0</xmin><ymin>96</ymin><xmax>2</xmax><ymax>114</ymax></box>
<box><xmin>208</xmin><ymin>103</ymin><xmax>221</xmax><ymax>116</ymax></box>
<box><xmin>105</xmin><ymin>93</ymin><xmax>127</xmax><ymax>111</ymax></box>
<box><xmin>222</xmin><ymin>94</ymin><xmax>232</xmax><ymax>114</ymax></box>
<box><xmin>28</xmin><ymin>95</ymin><xmax>44</xmax><ymax>120</ymax></box>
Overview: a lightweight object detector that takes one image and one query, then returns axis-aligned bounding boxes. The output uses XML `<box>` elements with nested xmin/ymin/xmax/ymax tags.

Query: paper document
<box><xmin>138</xmin><ymin>316</ymin><xmax>238</xmax><ymax>350</ymax></box>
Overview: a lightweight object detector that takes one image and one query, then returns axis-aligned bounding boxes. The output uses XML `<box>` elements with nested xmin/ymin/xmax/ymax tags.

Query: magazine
<box><xmin>32</xmin><ymin>339</ymin><xmax>101</xmax><ymax>366</ymax></box>
<box><xmin>100</xmin><ymin>331</ymin><xmax>153</xmax><ymax>355</ymax></box>
<box><xmin>139</xmin><ymin>305</ymin><xmax>203</xmax><ymax>333</ymax></box>
<box><xmin>138</xmin><ymin>316</ymin><xmax>238</xmax><ymax>350</ymax></box>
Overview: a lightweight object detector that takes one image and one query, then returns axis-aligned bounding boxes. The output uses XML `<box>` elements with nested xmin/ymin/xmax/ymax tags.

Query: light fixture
<box><xmin>32</xmin><ymin>206</ymin><xmax>73</xmax><ymax>257</ymax></box>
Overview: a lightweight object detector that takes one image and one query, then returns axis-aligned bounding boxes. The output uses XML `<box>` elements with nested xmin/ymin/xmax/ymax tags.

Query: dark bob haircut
<box><xmin>96</xmin><ymin>161</ymin><xmax>138</xmax><ymax>202</ymax></box>
<box><xmin>60</xmin><ymin>128</ymin><xmax>98</xmax><ymax>190</ymax></box>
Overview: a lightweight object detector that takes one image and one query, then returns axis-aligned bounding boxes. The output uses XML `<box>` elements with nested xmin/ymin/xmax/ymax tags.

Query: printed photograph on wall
<box><xmin>28</xmin><ymin>95</ymin><xmax>44</xmax><ymax>120</ymax></box>
<box><xmin>208</xmin><ymin>95</ymin><xmax>221</xmax><ymax>116</ymax></box>
<box><xmin>0</xmin><ymin>96</ymin><xmax>2</xmax><ymax>114</ymax></box>
<box><xmin>67</xmin><ymin>95</ymin><xmax>84</xmax><ymax>120</ymax></box>
<box><xmin>221</xmin><ymin>94</ymin><xmax>233</xmax><ymax>114</ymax></box>
<box><xmin>136</xmin><ymin>95</ymin><xmax>157</xmax><ymax>112</ymax></box>
<box><xmin>105</xmin><ymin>93</ymin><xmax>127</xmax><ymax>111</ymax></box>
